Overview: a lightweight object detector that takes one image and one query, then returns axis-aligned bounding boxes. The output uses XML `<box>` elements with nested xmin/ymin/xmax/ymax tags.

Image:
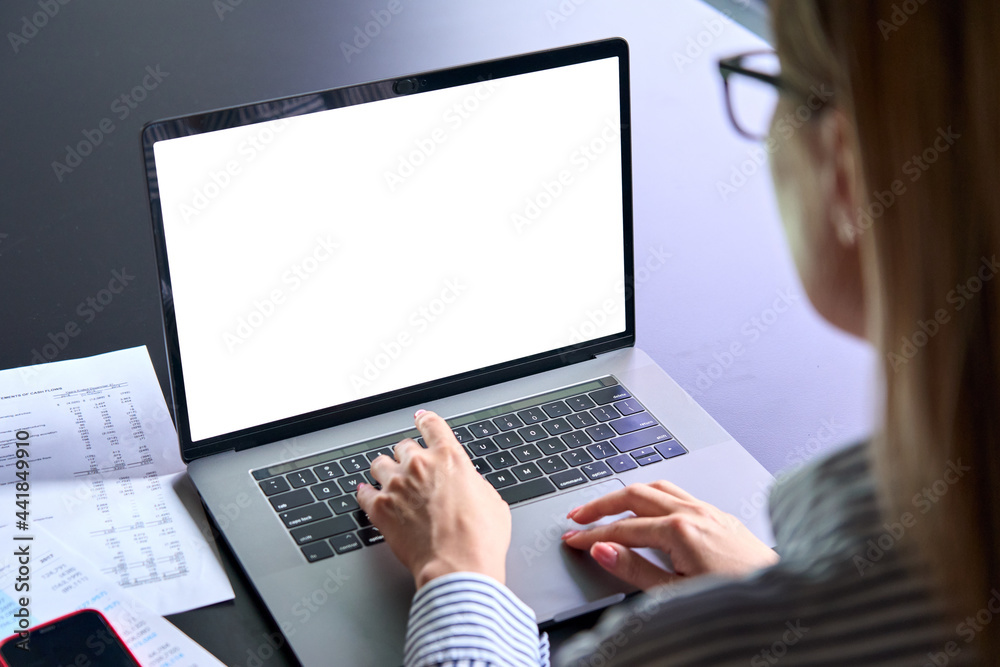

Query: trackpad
<box><xmin>505</xmin><ymin>479</ymin><xmax>639</xmax><ymax>624</ymax></box>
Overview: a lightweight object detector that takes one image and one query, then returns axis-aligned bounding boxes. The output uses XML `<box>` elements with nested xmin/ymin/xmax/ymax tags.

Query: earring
<box><xmin>836</xmin><ymin>210</ymin><xmax>859</xmax><ymax>246</ymax></box>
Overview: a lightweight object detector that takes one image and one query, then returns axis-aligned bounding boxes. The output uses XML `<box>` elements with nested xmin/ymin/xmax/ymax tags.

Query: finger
<box><xmin>393</xmin><ymin>438</ymin><xmax>421</xmax><ymax>465</ymax></box>
<box><xmin>589</xmin><ymin>542</ymin><xmax>679</xmax><ymax>591</ymax></box>
<box><xmin>413</xmin><ymin>410</ymin><xmax>461</xmax><ymax>449</ymax></box>
<box><xmin>562</xmin><ymin>517</ymin><xmax>668</xmax><ymax>551</ymax></box>
<box><xmin>647</xmin><ymin>480</ymin><xmax>698</xmax><ymax>503</ymax></box>
<box><xmin>356</xmin><ymin>482</ymin><xmax>379</xmax><ymax>520</ymax></box>
<box><xmin>568</xmin><ymin>484</ymin><xmax>683</xmax><ymax>525</ymax></box>
<box><xmin>369</xmin><ymin>451</ymin><xmax>401</xmax><ymax>485</ymax></box>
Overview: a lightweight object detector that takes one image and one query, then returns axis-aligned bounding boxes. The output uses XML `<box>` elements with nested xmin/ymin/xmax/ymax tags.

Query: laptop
<box><xmin>141</xmin><ymin>38</ymin><xmax>774</xmax><ymax>666</ymax></box>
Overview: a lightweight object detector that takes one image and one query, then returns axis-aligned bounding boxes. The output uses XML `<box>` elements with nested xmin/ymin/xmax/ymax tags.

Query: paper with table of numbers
<box><xmin>0</xmin><ymin>524</ymin><xmax>225</xmax><ymax>665</ymax></box>
<box><xmin>0</xmin><ymin>345</ymin><xmax>233</xmax><ymax>615</ymax></box>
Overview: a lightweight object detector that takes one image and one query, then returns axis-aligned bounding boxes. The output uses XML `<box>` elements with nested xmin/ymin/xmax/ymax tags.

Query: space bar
<box><xmin>499</xmin><ymin>478</ymin><xmax>557</xmax><ymax>505</ymax></box>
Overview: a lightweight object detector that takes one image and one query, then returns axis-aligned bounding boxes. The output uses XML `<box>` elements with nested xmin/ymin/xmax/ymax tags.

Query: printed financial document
<box><xmin>0</xmin><ymin>525</ymin><xmax>225</xmax><ymax>666</ymax></box>
<box><xmin>0</xmin><ymin>346</ymin><xmax>233</xmax><ymax>615</ymax></box>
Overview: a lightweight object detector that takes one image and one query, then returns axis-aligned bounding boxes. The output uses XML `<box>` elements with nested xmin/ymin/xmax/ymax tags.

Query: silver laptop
<box><xmin>141</xmin><ymin>38</ymin><xmax>774</xmax><ymax>666</ymax></box>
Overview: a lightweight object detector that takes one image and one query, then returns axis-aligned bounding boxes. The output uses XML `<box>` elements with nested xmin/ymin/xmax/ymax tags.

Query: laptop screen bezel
<box><xmin>142</xmin><ymin>37</ymin><xmax>635</xmax><ymax>462</ymax></box>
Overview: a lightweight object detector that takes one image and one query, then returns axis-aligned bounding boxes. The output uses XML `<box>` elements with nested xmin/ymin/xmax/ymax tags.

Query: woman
<box><xmin>357</xmin><ymin>1</ymin><xmax>1000</xmax><ymax>664</ymax></box>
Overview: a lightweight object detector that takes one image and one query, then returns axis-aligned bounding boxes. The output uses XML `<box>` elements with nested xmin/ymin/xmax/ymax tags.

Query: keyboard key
<box><xmin>614</xmin><ymin>398</ymin><xmax>644</xmax><ymax>416</ymax></box>
<box><xmin>471</xmin><ymin>458</ymin><xmax>491</xmax><ymax>474</ymax></box>
<box><xmin>486</xmin><ymin>470</ymin><xmax>516</xmax><ymax>489</ymax></box>
<box><xmin>290</xmin><ymin>515</ymin><xmax>356</xmax><ymax>544</ymax></box>
<box><xmin>494</xmin><ymin>414</ymin><xmax>524</xmax><ymax>431</ymax></box>
<box><xmin>512</xmin><ymin>444</ymin><xmax>542</xmax><ymax>462</ymax></box>
<box><xmin>512</xmin><ymin>462</ymin><xmax>543</xmax><ymax>481</ymax></box>
<box><xmin>542</xmin><ymin>418</ymin><xmax>572</xmax><ymax>436</ymax></box>
<box><xmin>499</xmin><ymin>478</ymin><xmax>556</xmax><ymax>504</ymax></box>
<box><xmin>330</xmin><ymin>533</ymin><xmax>363</xmax><ymax>554</ymax></box>
<box><xmin>313</xmin><ymin>462</ymin><xmax>344</xmax><ymax>480</ymax></box>
<box><xmin>606</xmin><ymin>454</ymin><xmax>639</xmax><ymax>473</ymax></box>
<box><xmin>353</xmin><ymin>510</ymin><xmax>372</xmax><ymax>528</ymax></box>
<box><xmin>338</xmin><ymin>473</ymin><xmax>367</xmax><ymax>494</ymax></box>
<box><xmin>590</xmin><ymin>385</ymin><xmax>631</xmax><ymax>405</ymax></box>
<box><xmin>541</xmin><ymin>401</ymin><xmax>572</xmax><ymax>418</ymax></box>
<box><xmin>610</xmin><ymin>413</ymin><xmax>658</xmax><ymax>435</ymax></box>
<box><xmin>636</xmin><ymin>453</ymin><xmax>663</xmax><ymax>466</ymax></box>
<box><xmin>364</xmin><ymin>471</ymin><xmax>379</xmax><ymax>488</ymax></box>
<box><xmin>655</xmin><ymin>441</ymin><xmax>688</xmax><ymax>460</ymax></box>
<box><xmin>329</xmin><ymin>495</ymin><xmax>360</xmax><ymax>514</ymax></box>
<box><xmin>469</xmin><ymin>439</ymin><xmax>499</xmax><ymax>456</ymax></box>
<box><xmin>486</xmin><ymin>451</ymin><xmax>517</xmax><ymax>469</ymax></box>
<box><xmin>287</xmin><ymin>469</ymin><xmax>318</xmax><ymax>488</ymax></box>
<box><xmin>591</xmin><ymin>406</ymin><xmax>621</xmax><ymax>422</ymax></box>
<box><xmin>563</xmin><ymin>450</ymin><xmax>594</xmax><ymax>467</ymax></box>
<box><xmin>301</xmin><ymin>541</ymin><xmax>334</xmax><ymax>562</ymax></box>
<box><xmin>550</xmin><ymin>469</ymin><xmax>587</xmax><ymax>490</ymax></box>
<box><xmin>585</xmin><ymin>424</ymin><xmax>616</xmax><ymax>441</ymax></box>
<box><xmin>586</xmin><ymin>442</ymin><xmax>617</xmax><ymax>460</ymax></box>
<box><xmin>517</xmin><ymin>407</ymin><xmax>547</xmax><ymax>423</ymax></box>
<box><xmin>359</xmin><ymin>526</ymin><xmax>385</xmax><ymax>546</ymax></box>
<box><xmin>340</xmin><ymin>455</ymin><xmax>370</xmax><ymax>473</ymax></box>
<box><xmin>611</xmin><ymin>426</ymin><xmax>673</xmax><ymax>452</ymax></box>
<box><xmin>537</xmin><ymin>438</ymin><xmax>568</xmax><ymax>455</ymax></box>
<box><xmin>451</xmin><ymin>427</ymin><xmax>473</xmax><ymax>443</ymax></box>
<box><xmin>463</xmin><ymin>445</ymin><xmax>473</xmax><ymax>458</ymax></box>
<box><xmin>310</xmin><ymin>482</ymin><xmax>341</xmax><ymax>500</ymax></box>
<box><xmin>468</xmin><ymin>421</ymin><xmax>499</xmax><ymax>437</ymax></box>
<box><xmin>415</xmin><ymin>437</ymin><xmax>426</xmax><ymax>448</ymax></box>
<box><xmin>366</xmin><ymin>448</ymin><xmax>394</xmax><ymax>462</ymax></box>
<box><xmin>517</xmin><ymin>425</ymin><xmax>547</xmax><ymax>442</ymax></box>
<box><xmin>259</xmin><ymin>477</ymin><xmax>290</xmax><ymax>496</ymax></box>
<box><xmin>537</xmin><ymin>456</ymin><xmax>569</xmax><ymax>474</ymax></box>
<box><xmin>281</xmin><ymin>503</ymin><xmax>333</xmax><ymax>528</ymax></box>
<box><xmin>562</xmin><ymin>432</ymin><xmax>592</xmax><ymax>448</ymax></box>
<box><xmin>269</xmin><ymin>489</ymin><xmax>313</xmax><ymax>512</ymax></box>
<box><xmin>567</xmin><ymin>412</ymin><xmax>598</xmax><ymax>429</ymax></box>
<box><xmin>582</xmin><ymin>462</ymin><xmax>613</xmax><ymax>480</ymax></box>
<box><xmin>630</xmin><ymin>446</ymin><xmax>658</xmax><ymax>460</ymax></box>
<box><xmin>494</xmin><ymin>432</ymin><xmax>524</xmax><ymax>449</ymax></box>
<box><xmin>566</xmin><ymin>395</ymin><xmax>597</xmax><ymax>411</ymax></box>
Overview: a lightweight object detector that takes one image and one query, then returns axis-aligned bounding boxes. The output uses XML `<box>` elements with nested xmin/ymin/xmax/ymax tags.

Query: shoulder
<box><xmin>767</xmin><ymin>440</ymin><xmax>880</xmax><ymax>561</ymax></box>
<box><xmin>558</xmin><ymin>552</ymin><xmax>960</xmax><ymax>666</ymax></box>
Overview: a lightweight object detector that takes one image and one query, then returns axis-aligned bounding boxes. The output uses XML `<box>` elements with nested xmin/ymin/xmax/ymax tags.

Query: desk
<box><xmin>0</xmin><ymin>0</ymin><xmax>875</xmax><ymax>664</ymax></box>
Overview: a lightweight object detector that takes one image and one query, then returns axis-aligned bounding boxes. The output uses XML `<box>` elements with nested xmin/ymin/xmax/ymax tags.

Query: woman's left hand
<box><xmin>357</xmin><ymin>410</ymin><xmax>512</xmax><ymax>589</ymax></box>
<box><xmin>561</xmin><ymin>480</ymin><xmax>778</xmax><ymax>590</ymax></box>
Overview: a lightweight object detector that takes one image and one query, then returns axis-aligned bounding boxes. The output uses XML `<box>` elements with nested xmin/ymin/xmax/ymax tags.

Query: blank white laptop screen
<box><xmin>152</xmin><ymin>56</ymin><xmax>626</xmax><ymax>443</ymax></box>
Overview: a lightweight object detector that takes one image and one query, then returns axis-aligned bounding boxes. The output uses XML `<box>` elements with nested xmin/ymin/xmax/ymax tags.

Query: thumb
<box><xmin>590</xmin><ymin>542</ymin><xmax>678</xmax><ymax>591</ymax></box>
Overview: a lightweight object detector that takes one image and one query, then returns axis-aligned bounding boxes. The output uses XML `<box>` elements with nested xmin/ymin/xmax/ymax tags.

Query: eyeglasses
<box><xmin>718</xmin><ymin>50</ymin><xmax>799</xmax><ymax>141</ymax></box>
<box><xmin>718</xmin><ymin>50</ymin><xmax>784</xmax><ymax>141</ymax></box>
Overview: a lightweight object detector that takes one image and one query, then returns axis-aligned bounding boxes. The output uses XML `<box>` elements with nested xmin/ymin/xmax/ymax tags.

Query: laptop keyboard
<box><xmin>251</xmin><ymin>376</ymin><xmax>687</xmax><ymax>563</ymax></box>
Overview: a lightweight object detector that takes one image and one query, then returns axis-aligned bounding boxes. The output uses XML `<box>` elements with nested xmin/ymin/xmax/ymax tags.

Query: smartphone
<box><xmin>0</xmin><ymin>609</ymin><xmax>141</xmax><ymax>667</ymax></box>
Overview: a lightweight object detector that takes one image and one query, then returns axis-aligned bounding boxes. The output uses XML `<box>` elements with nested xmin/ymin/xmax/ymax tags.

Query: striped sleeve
<box><xmin>404</xmin><ymin>572</ymin><xmax>551</xmax><ymax>667</ymax></box>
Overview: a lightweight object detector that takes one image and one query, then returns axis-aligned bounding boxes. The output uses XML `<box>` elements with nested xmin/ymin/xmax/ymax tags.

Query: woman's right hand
<box><xmin>561</xmin><ymin>480</ymin><xmax>778</xmax><ymax>591</ymax></box>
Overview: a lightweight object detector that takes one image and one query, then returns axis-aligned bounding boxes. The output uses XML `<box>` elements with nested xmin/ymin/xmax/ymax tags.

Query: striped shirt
<box><xmin>405</xmin><ymin>442</ymin><xmax>974</xmax><ymax>666</ymax></box>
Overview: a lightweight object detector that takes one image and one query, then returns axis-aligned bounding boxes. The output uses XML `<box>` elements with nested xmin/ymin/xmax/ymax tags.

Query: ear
<box><xmin>815</xmin><ymin>108</ymin><xmax>862</xmax><ymax>246</ymax></box>
<box><xmin>802</xmin><ymin>106</ymin><xmax>867</xmax><ymax>339</ymax></box>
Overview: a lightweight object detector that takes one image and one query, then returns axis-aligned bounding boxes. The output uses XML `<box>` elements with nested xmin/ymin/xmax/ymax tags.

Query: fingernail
<box><xmin>414</xmin><ymin>409</ymin><xmax>426</xmax><ymax>418</ymax></box>
<box><xmin>566</xmin><ymin>507</ymin><xmax>580</xmax><ymax>519</ymax></box>
<box><xmin>561</xmin><ymin>530</ymin><xmax>579</xmax><ymax>540</ymax></box>
<box><xmin>357</xmin><ymin>483</ymin><xmax>367</xmax><ymax>491</ymax></box>
<box><xmin>593</xmin><ymin>542</ymin><xmax>618</xmax><ymax>568</ymax></box>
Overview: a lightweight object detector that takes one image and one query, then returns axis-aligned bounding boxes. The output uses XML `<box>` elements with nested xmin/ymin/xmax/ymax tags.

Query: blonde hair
<box><xmin>773</xmin><ymin>0</ymin><xmax>1000</xmax><ymax>658</ymax></box>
